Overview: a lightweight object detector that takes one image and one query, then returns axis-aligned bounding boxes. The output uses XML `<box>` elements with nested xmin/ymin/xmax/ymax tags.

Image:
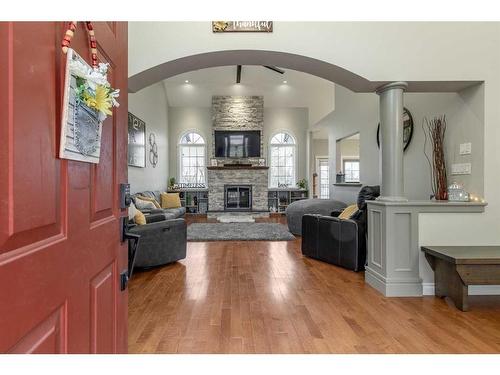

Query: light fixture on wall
<box><xmin>184</xmin><ymin>80</ymin><xmax>189</xmax><ymax>83</ymax></box>
<box><xmin>283</xmin><ymin>80</ymin><xmax>288</xmax><ymax>84</ymax></box>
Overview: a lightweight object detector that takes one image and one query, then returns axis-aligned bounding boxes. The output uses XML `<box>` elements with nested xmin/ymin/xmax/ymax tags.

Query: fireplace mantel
<box><xmin>207</xmin><ymin>165</ymin><xmax>269</xmax><ymax>170</ymax></box>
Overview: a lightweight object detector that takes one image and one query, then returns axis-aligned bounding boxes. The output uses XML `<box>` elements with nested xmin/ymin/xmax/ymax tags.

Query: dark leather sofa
<box><xmin>301</xmin><ymin>185</ymin><xmax>380</xmax><ymax>272</ymax></box>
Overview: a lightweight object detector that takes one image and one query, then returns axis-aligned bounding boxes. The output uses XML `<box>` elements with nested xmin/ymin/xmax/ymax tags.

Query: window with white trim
<box><xmin>178</xmin><ymin>131</ymin><xmax>206</xmax><ymax>184</ymax></box>
<box><xmin>343</xmin><ymin>159</ymin><xmax>360</xmax><ymax>183</ymax></box>
<box><xmin>269</xmin><ymin>132</ymin><xmax>296</xmax><ymax>188</ymax></box>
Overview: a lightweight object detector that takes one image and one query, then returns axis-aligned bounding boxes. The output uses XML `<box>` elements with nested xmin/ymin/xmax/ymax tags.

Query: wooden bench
<box><xmin>421</xmin><ymin>246</ymin><xmax>500</xmax><ymax>311</ymax></box>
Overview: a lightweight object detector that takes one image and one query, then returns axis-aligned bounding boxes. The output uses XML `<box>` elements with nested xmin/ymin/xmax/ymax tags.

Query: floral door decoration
<box><xmin>59</xmin><ymin>22</ymin><xmax>120</xmax><ymax>163</ymax></box>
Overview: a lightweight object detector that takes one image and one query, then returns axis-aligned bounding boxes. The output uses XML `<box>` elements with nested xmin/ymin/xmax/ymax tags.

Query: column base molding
<box><xmin>365</xmin><ymin>267</ymin><xmax>423</xmax><ymax>297</ymax></box>
<box><xmin>366</xmin><ymin>200</ymin><xmax>487</xmax><ymax>298</ymax></box>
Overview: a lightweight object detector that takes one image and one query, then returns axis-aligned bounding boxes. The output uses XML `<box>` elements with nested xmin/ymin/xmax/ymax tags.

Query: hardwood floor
<box><xmin>128</xmin><ymin>215</ymin><xmax>500</xmax><ymax>354</ymax></box>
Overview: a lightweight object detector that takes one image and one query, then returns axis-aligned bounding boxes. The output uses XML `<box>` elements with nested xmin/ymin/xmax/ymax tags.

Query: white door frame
<box><xmin>315</xmin><ymin>156</ymin><xmax>329</xmax><ymax>199</ymax></box>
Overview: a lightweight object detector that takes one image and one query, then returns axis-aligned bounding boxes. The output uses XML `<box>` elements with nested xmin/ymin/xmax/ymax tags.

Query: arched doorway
<box><xmin>128</xmin><ymin>49</ymin><xmax>384</xmax><ymax>93</ymax></box>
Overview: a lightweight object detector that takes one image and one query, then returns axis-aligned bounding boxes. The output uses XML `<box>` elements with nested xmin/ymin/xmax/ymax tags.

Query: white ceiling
<box><xmin>162</xmin><ymin>66</ymin><xmax>335</xmax><ymax>127</ymax></box>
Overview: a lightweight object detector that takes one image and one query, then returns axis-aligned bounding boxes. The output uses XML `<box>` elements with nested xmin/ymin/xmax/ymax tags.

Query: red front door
<box><xmin>0</xmin><ymin>22</ymin><xmax>128</xmax><ymax>353</ymax></box>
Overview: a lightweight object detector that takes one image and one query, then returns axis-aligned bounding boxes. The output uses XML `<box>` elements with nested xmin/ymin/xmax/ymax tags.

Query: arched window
<box><xmin>178</xmin><ymin>131</ymin><xmax>206</xmax><ymax>184</ymax></box>
<box><xmin>269</xmin><ymin>131</ymin><xmax>296</xmax><ymax>188</ymax></box>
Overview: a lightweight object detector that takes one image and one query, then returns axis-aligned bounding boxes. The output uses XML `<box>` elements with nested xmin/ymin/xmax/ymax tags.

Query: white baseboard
<box><xmin>365</xmin><ymin>267</ymin><xmax>423</xmax><ymax>297</ymax></box>
<box><xmin>422</xmin><ymin>283</ymin><xmax>435</xmax><ymax>296</ymax></box>
<box><xmin>422</xmin><ymin>283</ymin><xmax>500</xmax><ymax>296</ymax></box>
<box><xmin>469</xmin><ymin>285</ymin><xmax>500</xmax><ymax>295</ymax></box>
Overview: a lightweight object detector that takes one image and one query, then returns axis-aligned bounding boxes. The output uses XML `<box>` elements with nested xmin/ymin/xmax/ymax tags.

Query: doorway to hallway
<box><xmin>316</xmin><ymin>157</ymin><xmax>329</xmax><ymax>199</ymax></box>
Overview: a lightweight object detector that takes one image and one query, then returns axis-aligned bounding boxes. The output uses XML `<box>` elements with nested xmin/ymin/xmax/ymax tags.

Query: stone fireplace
<box><xmin>207</xmin><ymin>95</ymin><xmax>269</xmax><ymax>216</ymax></box>
<box><xmin>207</xmin><ymin>165</ymin><xmax>268</xmax><ymax>212</ymax></box>
<box><xmin>211</xmin><ymin>95</ymin><xmax>264</xmax><ymax>167</ymax></box>
<box><xmin>224</xmin><ymin>185</ymin><xmax>252</xmax><ymax>211</ymax></box>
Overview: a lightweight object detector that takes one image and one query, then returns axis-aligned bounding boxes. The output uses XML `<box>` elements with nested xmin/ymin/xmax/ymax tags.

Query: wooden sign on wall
<box><xmin>212</xmin><ymin>21</ymin><xmax>273</xmax><ymax>33</ymax></box>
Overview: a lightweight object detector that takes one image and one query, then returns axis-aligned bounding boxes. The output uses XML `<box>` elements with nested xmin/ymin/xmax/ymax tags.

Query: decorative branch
<box><xmin>423</xmin><ymin>115</ymin><xmax>448</xmax><ymax>200</ymax></box>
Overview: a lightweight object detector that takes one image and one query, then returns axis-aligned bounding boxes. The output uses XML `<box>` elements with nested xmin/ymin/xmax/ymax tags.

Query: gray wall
<box><xmin>262</xmin><ymin>107</ymin><xmax>309</xmax><ymax>182</ymax></box>
<box><xmin>312</xmin><ymin>139</ymin><xmax>329</xmax><ymax>157</ymax></box>
<box><xmin>168</xmin><ymin>106</ymin><xmax>309</xmax><ymax>183</ymax></box>
<box><xmin>168</xmin><ymin>107</ymin><xmax>212</xmax><ymax>181</ymax></box>
<box><xmin>444</xmin><ymin>83</ymin><xmax>484</xmax><ymax>197</ymax></box>
<box><xmin>128</xmin><ymin>82</ymin><xmax>169</xmax><ymax>193</ymax></box>
<box><xmin>321</xmin><ymin>84</ymin><xmax>485</xmax><ymax>204</ymax></box>
<box><xmin>336</xmin><ymin>137</ymin><xmax>359</xmax><ymax>171</ymax></box>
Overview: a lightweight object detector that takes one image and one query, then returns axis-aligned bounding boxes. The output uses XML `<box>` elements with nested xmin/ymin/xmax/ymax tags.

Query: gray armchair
<box><xmin>128</xmin><ymin>216</ymin><xmax>187</xmax><ymax>268</ymax></box>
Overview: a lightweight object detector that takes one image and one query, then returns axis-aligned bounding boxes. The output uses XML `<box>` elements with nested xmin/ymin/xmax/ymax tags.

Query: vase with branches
<box><xmin>423</xmin><ymin>115</ymin><xmax>448</xmax><ymax>200</ymax></box>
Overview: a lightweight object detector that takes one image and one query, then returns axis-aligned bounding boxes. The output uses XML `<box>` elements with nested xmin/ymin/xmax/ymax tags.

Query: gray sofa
<box><xmin>128</xmin><ymin>190</ymin><xmax>187</xmax><ymax>269</ymax></box>
<box><xmin>132</xmin><ymin>190</ymin><xmax>186</xmax><ymax>220</ymax></box>
<box><xmin>129</xmin><ymin>216</ymin><xmax>186</xmax><ymax>268</ymax></box>
<box><xmin>285</xmin><ymin>198</ymin><xmax>347</xmax><ymax>235</ymax></box>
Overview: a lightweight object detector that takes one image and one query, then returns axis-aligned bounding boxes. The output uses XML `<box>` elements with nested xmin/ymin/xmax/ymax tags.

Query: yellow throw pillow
<box><xmin>137</xmin><ymin>195</ymin><xmax>161</xmax><ymax>208</ymax></box>
<box><xmin>338</xmin><ymin>204</ymin><xmax>359</xmax><ymax>219</ymax></box>
<box><xmin>161</xmin><ymin>192</ymin><xmax>181</xmax><ymax>209</ymax></box>
<box><xmin>134</xmin><ymin>210</ymin><xmax>147</xmax><ymax>225</ymax></box>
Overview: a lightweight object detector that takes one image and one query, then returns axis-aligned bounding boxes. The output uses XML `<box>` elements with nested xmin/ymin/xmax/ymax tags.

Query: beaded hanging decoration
<box><xmin>61</xmin><ymin>21</ymin><xmax>98</xmax><ymax>67</ymax></box>
<box><xmin>59</xmin><ymin>22</ymin><xmax>120</xmax><ymax>164</ymax></box>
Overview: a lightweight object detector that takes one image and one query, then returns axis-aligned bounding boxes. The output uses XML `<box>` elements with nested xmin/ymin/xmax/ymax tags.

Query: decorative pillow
<box><xmin>136</xmin><ymin>195</ymin><xmax>161</xmax><ymax>208</ymax></box>
<box><xmin>135</xmin><ymin>197</ymin><xmax>157</xmax><ymax>210</ymax></box>
<box><xmin>338</xmin><ymin>204</ymin><xmax>359</xmax><ymax>220</ymax></box>
<box><xmin>128</xmin><ymin>201</ymin><xmax>139</xmax><ymax>221</ymax></box>
<box><xmin>161</xmin><ymin>192</ymin><xmax>181</xmax><ymax>209</ymax></box>
<box><xmin>134</xmin><ymin>210</ymin><xmax>147</xmax><ymax>225</ymax></box>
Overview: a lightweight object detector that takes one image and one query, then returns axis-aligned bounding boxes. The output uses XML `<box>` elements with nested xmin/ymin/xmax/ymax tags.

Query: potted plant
<box><xmin>296</xmin><ymin>178</ymin><xmax>308</xmax><ymax>190</ymax></box>
<box><xmin>168</xmin><ymin>177</ymin><xmax>176</xmax><ymax>190</ymax></box>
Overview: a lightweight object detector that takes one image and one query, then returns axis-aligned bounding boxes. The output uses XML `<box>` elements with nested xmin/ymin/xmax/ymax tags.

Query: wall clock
<box><xmin>376</xmin><ymin>107</ymin><xmax>414</xmax><ymax>152</ymax></box>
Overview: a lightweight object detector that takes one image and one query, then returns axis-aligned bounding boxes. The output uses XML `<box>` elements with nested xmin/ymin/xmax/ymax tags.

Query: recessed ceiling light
<box><xmin>283</xmin><ymin>80</ymin><xmax>287</xmax><ymax>84</ymax></box>
<box><xmin>185</xmin><ymin>80</ymin><xmax>189</xmax><ymax>83</ymax></box>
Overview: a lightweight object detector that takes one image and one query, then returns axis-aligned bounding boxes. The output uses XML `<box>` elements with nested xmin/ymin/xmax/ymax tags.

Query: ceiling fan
<box><xmin>236</xmin><ymin>65</ymin><xmax>285</xmax><ymax>84</ymax></box>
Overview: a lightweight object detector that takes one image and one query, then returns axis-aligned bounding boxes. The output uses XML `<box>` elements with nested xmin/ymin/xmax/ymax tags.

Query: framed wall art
<box><xmin>128</xmin><ymin>112</ymin><xmax>146</xmax><ymax>168</ymax></box>
<box><xmin>212</xmin><ymin>21</ymin><xmax>273</xmax><ymax>33</ymax></box>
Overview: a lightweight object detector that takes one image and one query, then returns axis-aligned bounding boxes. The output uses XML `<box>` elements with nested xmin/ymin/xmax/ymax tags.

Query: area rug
<box><xmin>187</xmin><ymin>223</ymin><xmax>295</xmax><ymax>242</ymax></box>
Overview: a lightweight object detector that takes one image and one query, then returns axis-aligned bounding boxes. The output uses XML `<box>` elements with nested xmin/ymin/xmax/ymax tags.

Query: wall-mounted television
<box><xmin>215</xmin><ymin>130</ymin><xmax>261</xmax><ymax>158</ymax></box>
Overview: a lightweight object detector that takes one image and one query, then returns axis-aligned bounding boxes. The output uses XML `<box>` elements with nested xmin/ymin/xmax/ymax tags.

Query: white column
<box><xmin>376</xmin><ymin>82</ymin><xmax>408</xmax><ymax>202</ymax></box>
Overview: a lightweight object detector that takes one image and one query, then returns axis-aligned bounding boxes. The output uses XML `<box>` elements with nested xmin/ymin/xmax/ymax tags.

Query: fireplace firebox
<box><xmin>224</xmin><ymin>185</ymin><xmax>252</xmax><ymax>211</ymax></box>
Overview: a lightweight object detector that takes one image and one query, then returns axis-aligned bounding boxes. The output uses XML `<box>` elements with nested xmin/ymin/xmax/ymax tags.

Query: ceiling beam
<box><xmin>236</xmin><ymin>65</ymin><xmax>242</xmax><ymax>83</ymax></box>
<box><xmin>264</xmin><ymin>65</ymin><xmax>285</xmax><ymax>74</ymax></box>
